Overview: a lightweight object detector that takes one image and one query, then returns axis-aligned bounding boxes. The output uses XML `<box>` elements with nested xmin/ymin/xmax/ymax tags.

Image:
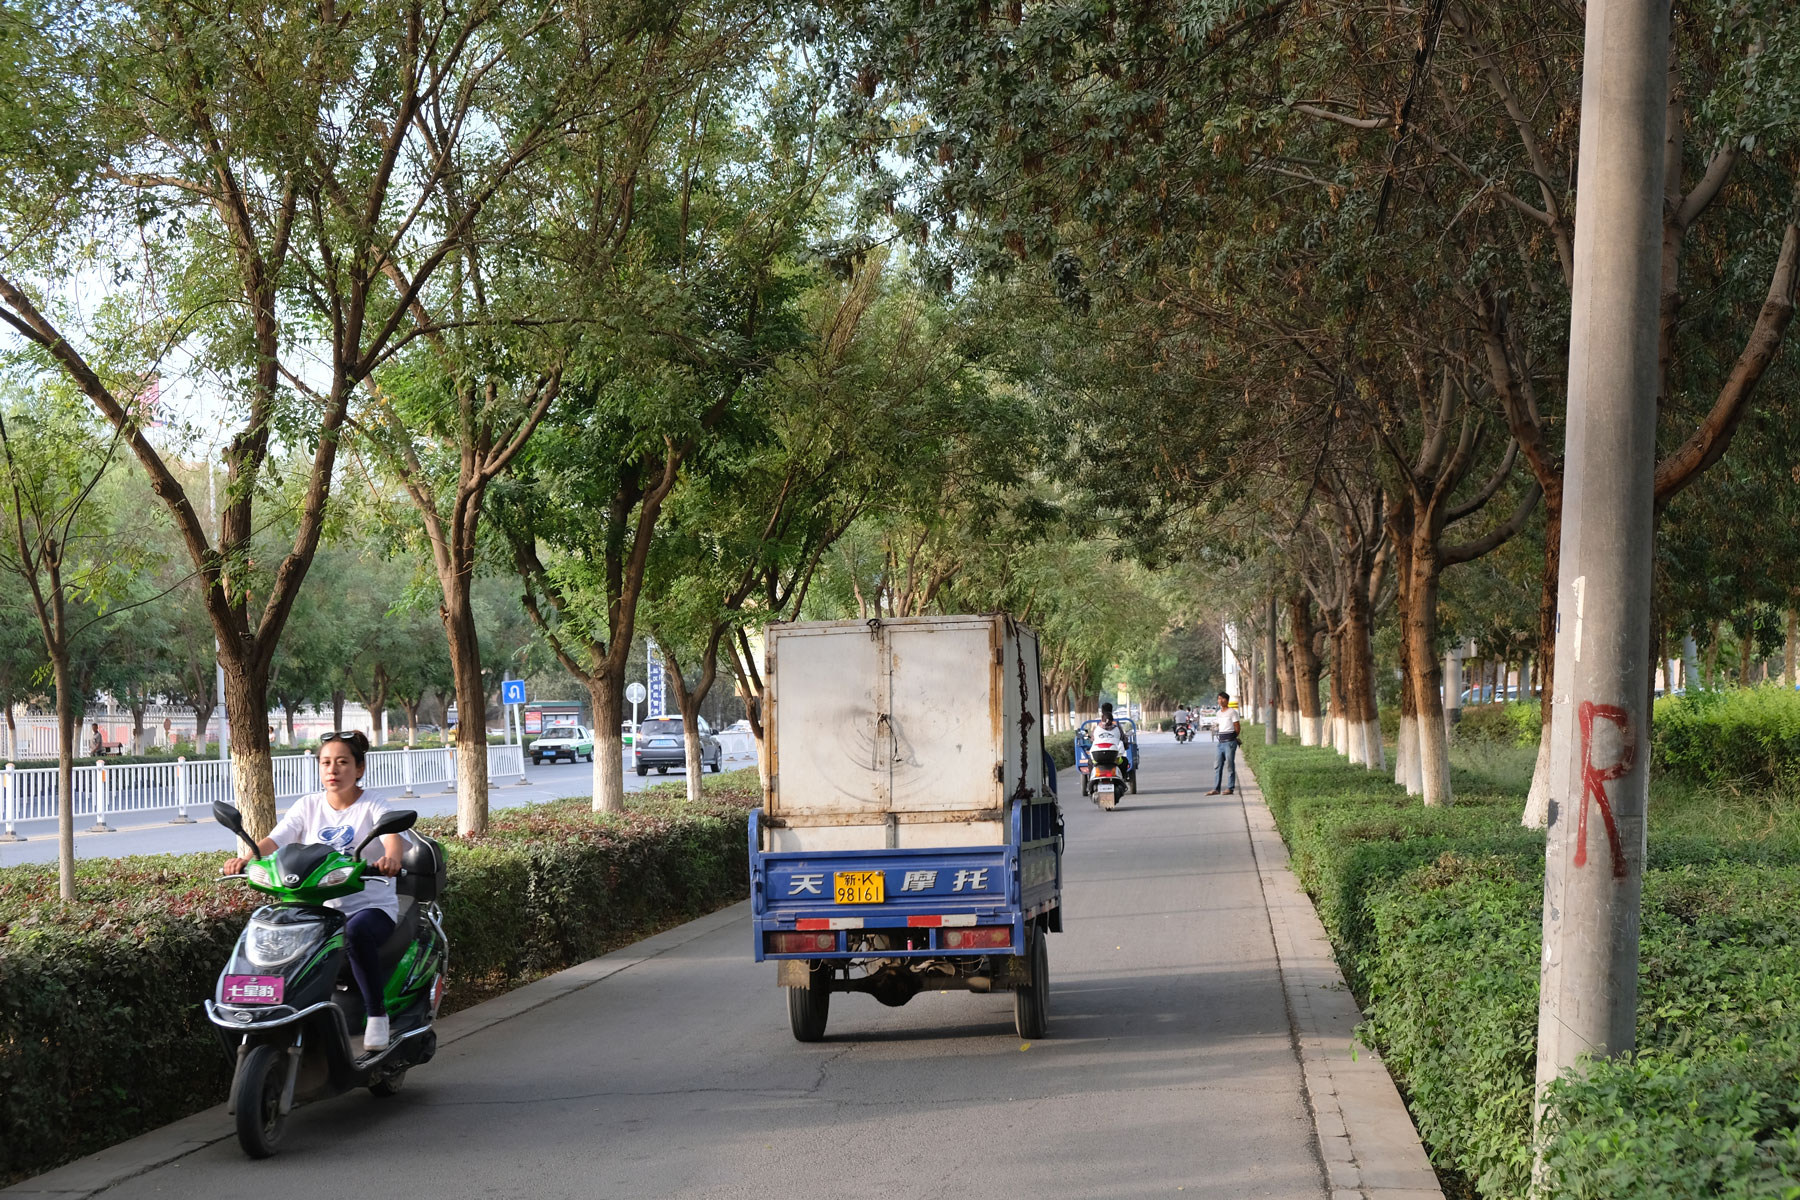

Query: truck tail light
<box><xmin>766</xmin><ymin>931</ymin><xmax>836</xmax><ymax>954</ymax></box>
<box><xmin>940</xmin><ymin>926</ymin><xmax>1013</xmax><ymax>950</ymax></box>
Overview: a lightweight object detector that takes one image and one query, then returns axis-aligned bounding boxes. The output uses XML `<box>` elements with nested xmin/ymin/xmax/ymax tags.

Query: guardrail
<box><xmin>0</xmin><ymin>744</ymin><xmax>527</xmax><ymax>836</ymax></box>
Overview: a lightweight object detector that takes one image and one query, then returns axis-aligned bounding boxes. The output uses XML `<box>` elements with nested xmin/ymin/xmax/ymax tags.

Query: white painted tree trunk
<box><xmin>685</xmin><ymin>726</ymin><xmax>704</xmax><ymax>803</ymax></box>
<box><xmin>1394</xmin><ymin>714</ymin><xmax>1416</xmax><ymax>790</ymax></box>
<box><xmin>1361</xmin><ymin>719</ymin><xmax>1387</xmax><ymax>772</ymax></box>
<box><xmin>1521</xmin><ymin>734</ymin><xmax>1553</xmax><ymax>828</ymax></box>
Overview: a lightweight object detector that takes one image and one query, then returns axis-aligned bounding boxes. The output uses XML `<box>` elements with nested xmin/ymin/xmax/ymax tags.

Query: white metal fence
<box><xmin>0</xmin><ymin>744</ymin><xmax>526</xmax><ymax>836</ymax></box>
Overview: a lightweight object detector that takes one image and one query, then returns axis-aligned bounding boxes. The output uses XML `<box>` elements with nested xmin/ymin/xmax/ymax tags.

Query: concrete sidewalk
<box><xmin>1235</xmin><ymin>756</ymin><xmax>1444</xmax><ymax>1200</ymax></box>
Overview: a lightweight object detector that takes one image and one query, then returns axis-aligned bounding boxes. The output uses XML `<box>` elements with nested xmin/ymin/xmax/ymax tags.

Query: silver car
<box><xmin>632</xmin><ymin>716</ymin><xmax>722</xmax><ymax>775</ymax></box>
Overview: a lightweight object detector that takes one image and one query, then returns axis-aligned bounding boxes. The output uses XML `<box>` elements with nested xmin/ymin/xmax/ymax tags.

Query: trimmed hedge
<box><xmin>1245</xmin><ymin>733</ymin><xmax>1800</xmax><ymax>1200</ymax></box>
<box><xmin>1451</xmin><ymin>701</ymin><xmax>1543</xmax><ymax>747</ymax></box>
<box><xmin>1654</xmin><ymin>685</ymin><xmax>1800</xmax><ymax>790</ymax></box>
<box><xmin>1045</xmin><ymin>730</ymin><xmax>1077</xmax><ymax>770</ymax></box>
<box><xmin>0</xmin><ymin>779</ymin><xmax>754</xmax><ymax>1186</ymax></box>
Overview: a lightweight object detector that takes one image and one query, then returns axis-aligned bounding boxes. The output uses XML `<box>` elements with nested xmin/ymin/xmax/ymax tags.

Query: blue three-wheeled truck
<box><xmin>748</xmin><ymin>615</ymin><xmax>1064</xmax><ymax>1041</ymax></box>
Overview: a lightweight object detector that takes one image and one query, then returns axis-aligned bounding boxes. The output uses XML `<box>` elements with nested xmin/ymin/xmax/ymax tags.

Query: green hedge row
<box><xmin>0</xmin><ymin>781</ymin><xmax>754</xmax><ymax>1186</ymax></box>
<box><xmin>1045</xmin><ymin>730</ymin><xmax>1077</xmax><ymax>770</ymax></box>
<box><xmin>1244</xmin><ymin>734</ymin><xmax>1800</xmax><ymax>1200</ymax></box>
<box><xmin>1654</xmin><ymin>685</ymin><xmax>1800</xmax><ymax>790</ymax></box>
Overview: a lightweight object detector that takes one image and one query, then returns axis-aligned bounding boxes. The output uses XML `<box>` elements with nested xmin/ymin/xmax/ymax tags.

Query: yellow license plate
<box><xmin>834</xmin><ymin>871</ymin><xmax>885</xmax><ymax>904</ymax></box>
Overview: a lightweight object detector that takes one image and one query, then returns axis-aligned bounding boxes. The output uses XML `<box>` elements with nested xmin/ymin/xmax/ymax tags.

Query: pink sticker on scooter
<box><xmin>223</xmin><ymin>975</ymin><xmax>285</xmax><ymax>1005</ymax></box>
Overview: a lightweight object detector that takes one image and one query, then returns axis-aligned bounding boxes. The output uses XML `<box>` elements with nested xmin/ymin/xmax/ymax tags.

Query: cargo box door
<box><xmin>769</xmin><ymin>627</ymin><xmax>888</xmax><ymax>816</ymax></box>
<box><xmin>886</xmin><ymin>620</ymin><xmax>999</xmax><ymax>812</ymax></box>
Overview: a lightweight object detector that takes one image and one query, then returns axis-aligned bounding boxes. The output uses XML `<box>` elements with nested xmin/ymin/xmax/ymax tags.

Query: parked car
<box><xmin>531</xmin><ymin>724</ymin><xmax>595</xmax><ymax>765</ymax></box>
<box><xmin>633</xmin><ymin>716</ymin><xmax>722</xmax><ymax>775</ymax></box>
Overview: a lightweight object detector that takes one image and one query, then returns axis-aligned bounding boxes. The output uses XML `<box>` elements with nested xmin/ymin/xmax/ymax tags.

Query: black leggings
<box><xmin>345</xmin><ymin>909</ymin><xmax>397</xmax><ymax>1017</ymax></box>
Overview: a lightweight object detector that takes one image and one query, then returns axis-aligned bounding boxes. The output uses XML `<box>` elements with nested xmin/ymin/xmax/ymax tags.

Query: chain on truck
<box><xmin>748</xmin><ymin>614</ymin><xmax>1064</xmax><ymax>1042</ymax></box>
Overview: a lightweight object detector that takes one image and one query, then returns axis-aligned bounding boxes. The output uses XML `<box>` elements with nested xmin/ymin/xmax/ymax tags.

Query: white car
<box><xmin>531</xmin><ymin>724</ymin><xmax>595</xmax><ymax>765</ymax></box>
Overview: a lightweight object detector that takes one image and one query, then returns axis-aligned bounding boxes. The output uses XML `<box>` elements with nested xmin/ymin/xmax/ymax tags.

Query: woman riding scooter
<box><xmin>223</xmin><ymin>731</ymin><xmax>404</xmax><ymax>1049</ymax></box>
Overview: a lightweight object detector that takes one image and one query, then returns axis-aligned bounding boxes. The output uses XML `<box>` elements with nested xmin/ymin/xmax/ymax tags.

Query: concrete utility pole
<box><xmin>1534</xmin><ymin>0</ymin><xmax>1668</xmax><ymax>1149</ymax></box>
<box><xmin>1265</xmin><ymin>595</ymin><xmax>1279</xmax><ymax>745</ymax></box>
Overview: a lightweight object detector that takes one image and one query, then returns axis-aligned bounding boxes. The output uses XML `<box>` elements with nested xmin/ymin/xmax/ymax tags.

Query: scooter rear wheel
<box><xmin>234</xmin><ymin>1043</ymin><xmax>287</xmax><ymax>1158</ymax></box>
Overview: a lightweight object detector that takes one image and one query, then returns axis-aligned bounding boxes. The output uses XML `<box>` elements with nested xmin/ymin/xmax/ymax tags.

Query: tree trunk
<box><xmin>1738</xmin><ymin>625</ymin><xmax>1754</xmax><ymax>686</ymax></box>
<box><xmin>223</xmin><ymin>657</ymin><xmax>278</xmax><ymax>839</ymax></box>
<box><xmin>442</xmin><ymin>582</ymin><xmax>491</xmax><ymax>836</ymax></box>
<box><xmin>130</xmin><ymin>704</ymin><xmax>147</xmax><ymax>755</ymax></box>
<box><xmin>1523</xmin><ymin>494</ymin><xmax>1563</xmax><ymax>826</ymax></box>
<box><xmin>662</xmin><ymin>640</ymin><xmax>722</xmax><ymax>804</ymax></box>
<box><xmin>1289</xmin><ymin>594</ymin><xmax>1324</xmax><ymax>746</ymax></box>
<box><xmin>1327</xmin><ymin>626</ymin><xmax>1347</xmax><ymax>757</ymax></box>
<box><xmin>589</xmin><ymin>678</ymin><xmax>625</xmax><ymax>813</ymax></box>
<box><xmin>194</xmin><ymin>703</ymin><xmax>215</xmax><ymax>752</ymax></box>
<box><xmin>1343</xmin><ymin>597</ymin><xmax>1385</xmax><ymax>771</ymax></box>
<box><xmin>1406</xmin><ymin>550</ymin><xmax>1453</xmax><ymax>806</ymax></box>
<box><xmin>331</xmin><ymin>690</ymin><xmax>346</xmax><ymax>737</ymax></box>
<box><xmin>727</xmin><ymin>629</ymin><xmax>771</xmax><ymax>796</ymax></box>
<box><xmin>3</xmin><ymin>704</ymin><xmax>15</xmax><ymax>761</ymax></box>
<box><xmin>1703</xmin><ymin>621</ymin><xmax>1721</xmax><ymax>688</ymax></box>
<box><xmin>1785</xmin><ymin>609</ymin><xmax>1797</xmax><ymax>686</ymax></box>
<box><xmin>1392</xmin><ymin>567</ymin><xmax>1418</xmax><ymax>791</ymax></box>
<box><xmin>1277</xmin><ymin>640</ymin><xmax>1300</xmax><ymax>738</ymax></box>
<box><xmin>53</xmin><ymin>652</ymin><xmax>75</xmax><ymax>901</ymax></box>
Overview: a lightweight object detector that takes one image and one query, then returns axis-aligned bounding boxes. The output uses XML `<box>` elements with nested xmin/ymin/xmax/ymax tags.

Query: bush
<box><xmin>1450</xmin><ymin>701</ymin><xmax>1542</xmax><ymax>747</ymax></box>
<box><xmin>1244</xmin><ymin>739</ymin><xmax>1800</xmax><ymax>1199</ymax></box>
<box><xmin>1045</xmin><ymin>730</ymin><xmax>1076</xmax><ymax>770</ymax></box>
<box><xmin>0</xmin><ymin>780</ymin><xmax>754</xmax><ymax>1185</ymax></box>
<box><xmin>1653</xmin><ymin>686</ymin><xmax>1800</xmax><ymax>790</ymax></box>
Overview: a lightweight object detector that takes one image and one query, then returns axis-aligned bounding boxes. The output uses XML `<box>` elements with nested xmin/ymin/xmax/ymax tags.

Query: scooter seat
<box><xmin>377</xmin><ymin>897</ymin><xmax>422</xmax><ymax>977</ymax></box>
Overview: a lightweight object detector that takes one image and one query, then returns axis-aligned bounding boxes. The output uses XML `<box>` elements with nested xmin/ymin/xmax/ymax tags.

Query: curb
<box><xmin>1236</xmin><ymin>760</ymin><xmax>1445</xmax><ymax>1200</ymax></box>
<box><xmin>1</xmin><ymin>901</ymin><xmax>751</xmax><ymax>1198</ymax></box>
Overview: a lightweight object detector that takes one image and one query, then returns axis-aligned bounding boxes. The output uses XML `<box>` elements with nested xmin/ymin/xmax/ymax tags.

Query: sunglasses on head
<box><xmin>318</xmin><ymin>731</ymin><xmax>364</xmax><ymax>745</ymax></box>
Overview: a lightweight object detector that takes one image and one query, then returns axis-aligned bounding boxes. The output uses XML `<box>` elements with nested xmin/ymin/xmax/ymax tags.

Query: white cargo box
<box><xmin>761</xmin><ymin>615</ymin><xmax>1048</xmax><ymax>853</ymax></box>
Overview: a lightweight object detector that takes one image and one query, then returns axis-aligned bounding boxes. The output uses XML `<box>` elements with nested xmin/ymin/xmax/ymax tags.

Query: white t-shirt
<box><xmin>1213</xmin><ymin>707</ymin><xmax>1241</xmax><ymax>739</ymax></box>
<box><xmin>267</xmin><ymin>792</ymin><xmax>399</xmax><ymax>918</ymax></box>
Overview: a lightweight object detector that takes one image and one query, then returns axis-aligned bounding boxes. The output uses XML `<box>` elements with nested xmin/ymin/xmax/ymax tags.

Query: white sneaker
<box><xmin>364</xmin><ymin>1015</ymin><xmax>390</xmax><ymax>1051</ymax></box>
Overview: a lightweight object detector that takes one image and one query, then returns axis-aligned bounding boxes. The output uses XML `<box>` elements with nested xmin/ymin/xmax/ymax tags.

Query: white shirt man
<box><xmin>1208</xmin><ymin>695</ymin><xmax>1240</xmax><ymax>795</ymax></box>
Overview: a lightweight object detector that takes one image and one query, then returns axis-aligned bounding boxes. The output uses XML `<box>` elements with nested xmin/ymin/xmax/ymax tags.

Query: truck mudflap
<box><xmin>750</xmin><ymin>807</ymin><xmax>1059</xmax><ymax>962</ymax></box>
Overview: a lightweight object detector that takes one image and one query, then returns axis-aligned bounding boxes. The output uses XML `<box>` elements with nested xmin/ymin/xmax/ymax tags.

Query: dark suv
<box><xmin>632</xmin><ymin>716</ymin><xmax>722</xmax><ymax>775</ymax></box>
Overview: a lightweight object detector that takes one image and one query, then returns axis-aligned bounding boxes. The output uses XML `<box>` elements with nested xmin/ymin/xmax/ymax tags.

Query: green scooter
<box><xmin>208</xmin><ymin>801</ymin><xmax>448</xmax><ymax>1157</ymax></box>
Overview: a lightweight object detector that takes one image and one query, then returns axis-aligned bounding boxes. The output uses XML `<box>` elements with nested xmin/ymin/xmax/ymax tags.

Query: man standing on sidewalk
<box><xmin>1208</xmin><ymin>693</ymin><xmax>1240</xmax><ymax>795</ymax></box>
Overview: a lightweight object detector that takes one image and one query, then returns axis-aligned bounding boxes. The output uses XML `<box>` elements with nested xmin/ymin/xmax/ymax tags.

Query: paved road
<box><xmin>0</xmin><ymin>751</ymin><xmax>758</xmax><ymax>867</ymax></box>
<box><xmin>63</xmin><ymin>734</ymin><xmax>1327</xmax><ymax>1200</ymax></box>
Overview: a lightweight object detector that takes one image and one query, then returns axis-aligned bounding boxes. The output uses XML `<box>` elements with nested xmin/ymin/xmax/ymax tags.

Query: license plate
<box><xmin>833</xmin><ymin>870</ymin><xmax>885</xmax><ymax>904</ymax></box>
<box><xmin>1096</xmin><ymin>781</ymin><xmax>1115</xmax><ymax>792</ymax></box>
<box><xmin>652</xmin><ymin>738</ymin><xmax>677</xmax><ymax>747</ymax></box>
<box><xmin>223</xmin><ymin>974</ymin><xmax>284</xmax><ymax>1005</ymax></box>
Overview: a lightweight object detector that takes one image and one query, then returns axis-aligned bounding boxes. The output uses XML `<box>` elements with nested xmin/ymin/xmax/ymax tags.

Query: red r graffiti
<box><xmin>1575</xmin><ymin>702</ymin><xmax>1635</xmax><ymax>880</ymax></box>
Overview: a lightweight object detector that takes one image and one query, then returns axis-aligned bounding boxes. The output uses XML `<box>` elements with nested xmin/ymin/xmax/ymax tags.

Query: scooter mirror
<box><xmin>355</xmin><ymin>808</ymin><xmax>418</xmax><ymax>856</ymax></box>
<box><xmin>212</xmin><ymin>801</ymin><xmax>257</xmax><ymax>852</ymax></box>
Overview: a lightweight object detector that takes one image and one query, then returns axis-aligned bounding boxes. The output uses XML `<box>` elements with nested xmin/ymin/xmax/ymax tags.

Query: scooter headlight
<box><xmin>245</xmin><ymin>917</ymin><xmax>327</xmax><ymax>968</ymax></box>
<box><xmin>318</xmin><ymin>865</ymin><xmax>356</xmax><ymax>887</ymax></box>
<box><xmin>245</xmin><ymin>862</ymin><xmax>275</xmax><ymax>887</ymax></box>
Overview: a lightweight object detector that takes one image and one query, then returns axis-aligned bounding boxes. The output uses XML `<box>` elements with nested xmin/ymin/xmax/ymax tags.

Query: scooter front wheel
<box><xmin>234</xmin><ymin>1043</ymin><xmax>288</xmax><ymax>1158</ymax></box>
<box><xmin>370</xmin><ymin>1067</ymin><xmax>408</xmax><ymax>1097</ymax></box>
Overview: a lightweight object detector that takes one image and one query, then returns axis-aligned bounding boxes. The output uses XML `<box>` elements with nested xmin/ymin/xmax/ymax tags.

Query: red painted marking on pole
<box><xmin>1575</xmin><ymin>702</ymin><xmax>1635</xmax><ymax>880</ymax></box>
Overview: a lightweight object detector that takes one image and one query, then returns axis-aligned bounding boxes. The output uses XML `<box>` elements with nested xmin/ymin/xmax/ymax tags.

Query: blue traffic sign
<box><xmin>501</xmin><ymin>679</ymin><xmax>527</xmax><ymax>705</ymax></box>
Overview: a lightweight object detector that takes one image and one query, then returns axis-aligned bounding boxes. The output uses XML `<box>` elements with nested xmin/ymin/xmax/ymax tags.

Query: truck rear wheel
<box><xmin>788</xmin><ymin>963</ymin><xmax>830</xmax><ymax>1042</ymax></box>
<box><xmin>1014</xmin><ymin>926</ymin><xmax>1049</xmax><ymax>1039</ymax></box>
